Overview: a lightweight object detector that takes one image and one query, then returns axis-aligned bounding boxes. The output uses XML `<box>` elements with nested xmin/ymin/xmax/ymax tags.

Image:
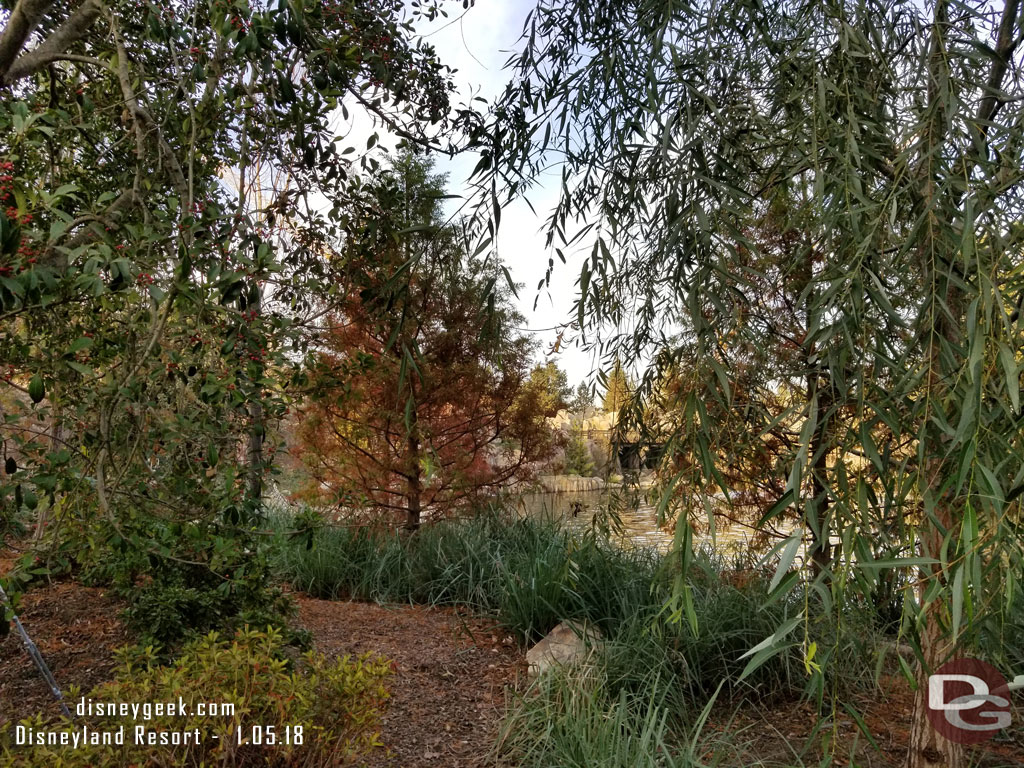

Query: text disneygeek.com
<box><xmin>12</xmin><ymin>697</ymin><xmax>305</xmax><ymax>749</ymax></box>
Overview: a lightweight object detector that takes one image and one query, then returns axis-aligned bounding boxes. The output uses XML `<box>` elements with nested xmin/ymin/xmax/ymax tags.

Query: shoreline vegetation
<box><xmin>3</xmin><ymin>505</ymin><xmax>1023</xmax><ymax>766</ymax></box>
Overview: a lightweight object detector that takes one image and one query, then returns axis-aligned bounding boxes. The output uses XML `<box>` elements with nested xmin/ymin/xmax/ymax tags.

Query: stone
<box><xmin>526</xmin><ymin>620</ymin><xmax>603</xmax><ymax>677</ymax></box>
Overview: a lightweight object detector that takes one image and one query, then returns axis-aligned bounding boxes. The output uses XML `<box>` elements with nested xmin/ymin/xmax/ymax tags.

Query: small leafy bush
<box><xmin>67</xmin><ymin>511</ymin><xmax>300</xmax><ymax>653</ymax></box>
<box><xmin>0</xmin><ymin>626</ymin><xmax>391</xmax><ymax>768</ymax></box>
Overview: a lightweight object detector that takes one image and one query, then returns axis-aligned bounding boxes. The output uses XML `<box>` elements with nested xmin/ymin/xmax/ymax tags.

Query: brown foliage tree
<box><xmin>295</xmin><ymin>155</ymin><xmax>557</xmax><ymax>528</ymax></box>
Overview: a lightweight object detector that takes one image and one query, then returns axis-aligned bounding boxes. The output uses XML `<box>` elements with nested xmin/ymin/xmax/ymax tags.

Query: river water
<box><xmin>514</xmin><ymin>488</ymin><xmax>767</xmax><ymax>557</ymax></box>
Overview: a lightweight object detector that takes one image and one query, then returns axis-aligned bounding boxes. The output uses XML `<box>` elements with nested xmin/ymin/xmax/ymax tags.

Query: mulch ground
<box><xmin>296</xmin><ymin>597</ymin><xmax>525</xmax><ymax>768</ymax></box>
<box><xmin>2</xmin><ymin>570</ymin><xmax>1021</xmax><ymax>767</ymax></box>
<box><xmin>0</xmin><ymin>581</ymin><xmax>131</xmax><ymax>725</ymax></box>
<box><xmin>0</xmin><ymin>573</ymin><xmax>526</xmax><ymax>767</ymax></box>
<box><xmin>703</xmin><ymin>676</ymin><xmax>1024</xmax><ymax>767</ymax></box>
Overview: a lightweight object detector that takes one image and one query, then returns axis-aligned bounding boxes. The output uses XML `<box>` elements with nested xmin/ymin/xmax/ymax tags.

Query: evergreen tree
<box><xmin>570</xmin><ymin>382</ymin><xmax>594</xmax><ymax>414</ymax></box>
<box><xmin>563</xmin><ymin>424</ymin><xmax>595</xmax><ymax>477</ymax></box>
<box><xmin>601</xmin><ymin>361</ymin><xmax>631</xmax><ymax>412</ymax></box>
<box><xmin>298</xmin><ymin>154</ymin><xmax>558</xmax><ymax>529</ymax></box>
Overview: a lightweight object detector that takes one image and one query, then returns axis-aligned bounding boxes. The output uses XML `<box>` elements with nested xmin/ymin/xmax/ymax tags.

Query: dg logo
<box><xmin>926</xmin><ymin>658</ymin><xmax>1013</xmax><ymax>744</ymax></box>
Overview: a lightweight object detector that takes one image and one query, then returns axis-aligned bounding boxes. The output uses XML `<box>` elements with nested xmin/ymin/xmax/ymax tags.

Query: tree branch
<box><xmin>42</xmin><ymin>187</ymin><xmax>137</xmax><ymax>270</ymax></box>
<box><xmin>1</xmin><ymin>0</ymin><xmax>103</xmax><ymax>85</ymax></box>
<box><xmin>0</xmin><ymin>0</ymin><xmax>53</xmax><ymax>82</ymax></box>
<box><xmin>976</xmin><ymin>0</ymin><xmax>1023</xmax><ymax>127</ymax></box>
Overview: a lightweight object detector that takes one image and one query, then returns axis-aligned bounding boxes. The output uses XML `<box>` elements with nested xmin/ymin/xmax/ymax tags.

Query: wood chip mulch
<box><xmin>295</xmin><ymin>597</ymin><xmax>526</xmax><ymax>768</ymax></box>
<box><xmin>0</xmin><ymin>581</ymin><xmax>131</xmax><ymax>726</ymax></box>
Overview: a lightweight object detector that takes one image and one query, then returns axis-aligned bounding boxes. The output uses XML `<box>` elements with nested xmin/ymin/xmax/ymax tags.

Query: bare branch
<box><xmin>0</xmin><ymin>0</ymin><xmax>54</xmax><ymax>82</ymax></box>
<box><xmin>977</xmin><ymin>0</ymin><xmax>1023</xmax><ymax>126</ymax></box>
<box><xmin>111</xmin><ymin>17</ymin><xmax>189</xmax><ymax>202</ymax></box>
<box><xmin>1</xmin><ymin>0</ymin><xmax>103</xmax><ymax>85</ymax></box>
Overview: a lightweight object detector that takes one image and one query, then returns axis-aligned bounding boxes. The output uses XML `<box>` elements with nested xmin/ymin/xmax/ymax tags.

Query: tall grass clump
<box><xmin>269</xmin><ymin>507</ymin><xmax>662</xmax><ymax>640</ymax></box>
<box><xmin>268</xmin><ymin>506</ymin><xmax>881</xmax><ymax>703</ymax></box>
<box><xmin>495</xmin><ymin>662</ymin><xmax>794</xmax><ymax>768</ymax></box>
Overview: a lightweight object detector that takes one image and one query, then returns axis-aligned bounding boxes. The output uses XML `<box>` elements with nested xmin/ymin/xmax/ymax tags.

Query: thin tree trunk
<box><xmin>245</xmin><ymin>286</ymin><xmax>264</xmax><ymax>509</ymax></box>
<box><xmin>906</xmin><ymin>591</ymin><xmax>963</xmax><ymax>767</ymax></box>
<box><xmin>904</xmin><ymin>2</ymin><xmax>964</xmax><ymax>763</ymax></box>
<box><xmin>405</xmin><ymin>422</ymin><xmax>422</xmax><ymax>531</ymax></box>
<box><xmin>33</xmin><ymin>400</ymin><xmax>61</xmax><ymax>541</ymax></box>
<box><xmin>907</xmin><ymin>473</ymin><xmax>964</xmax><ymax>766</ymax></box>
<box><xmin>801</xmin><ymin>243</ymin><xmax>832</xmax><ymax>576</ymax></box>
<box><xmin>807</xmin><ymin>385</ymin><xmax>832</xmax><ymax>576</ymax></box>
<box><xmin>246</xmin><ymin>399</ymin><xmax>263</xmax><ymax>503</ymax></box>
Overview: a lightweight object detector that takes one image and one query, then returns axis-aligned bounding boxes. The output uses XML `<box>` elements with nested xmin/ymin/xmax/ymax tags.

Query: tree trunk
<box><xmin>245</xmin><ymin>286</ymin><xmax>264</xmax><ymax>510</ymax></box>
<box><xmin>807</xmin><ymin>413</ymin><xmax>831</xmax><ymax>576</ymax></box>
<box><xmin>801</xmin><ymin>245</ymin><xmax>832</xmax><ymax>577</ymax></box>
<box><xmin>904</xmin><ymin>3</ymin><xmax>966</xmax><ymax>763</ymax></box>
<box><xmin>905</xmin><ymin>590</ymin><xmax>963</xmax><ymax>768</ymax></box>
<box><xmin>246</xmin><ymin>398</ymin><xmax>263</xmax><ymax>503</ymax></box>
<box><xmin>405</xmin><ymin>424</ymin><xmax>422</xmax><ymax>531</ymax></box>
<box><xmin>33</xmin><ymin>399</ymin><xmax>61</xmax><ymax>541</ymax></box>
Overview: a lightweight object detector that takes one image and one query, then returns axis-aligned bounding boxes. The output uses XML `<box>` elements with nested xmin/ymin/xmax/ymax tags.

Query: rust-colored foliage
<box><xmin>294</xmin><ymin>155</ymin><xmax>557</xmax><ymax>528</ymax></box>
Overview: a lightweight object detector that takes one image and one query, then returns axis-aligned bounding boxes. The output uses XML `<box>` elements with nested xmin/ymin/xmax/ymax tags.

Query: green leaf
<box><xmin>0</xmin><ymin>276</ymin><xmax>24</xmax><ymax>297</ymax></box>
<box><xmin>951</xmin><ymin>565</ymin><xmax>963</xmax><ymax>635</ymax></box>
<box><xmin>859</xmin><ymin>422</ymin><xmax>884</xmax><ymax>474</ymax></box>
<box><xmin>757</xmin><ymin>489</ymin><xmax>795</xmax><ymax>527</ymax></box>
<box><xmin>897</xmin><ymin>653</ymin><xmax>916</xmax><ymax>686</ymax></box>
<box><xmin>998</xmin><ymin>342</ymin><xmax>1019</xmax><ymax>414</ymax></box>
<box><xmin>68</xmin><ymin>336</ymin><xmax>94</xmax><ymax>353</ymax></box>
<box><xmin>28</xmin><ymin>373</ymin><xmax>45</xmax><ymax>403</ymax></box>
<box><xmin>66</xmin><ymin>361</ymin><xmax>94</xmax><ymax>377</ymax></box>
<box><xmin>842</xmin><ymin>702</ymin><xmax>881</xmax><ymax>753</ymax></box>
<box><xmin>769</xmin><ymin>534</ymin><xmax>802</xmax><ymax>594</ymax></box>
<box><xmin>739</xmin><ymin>617</ymin><xmax>801</xmax><ymax>662</ymax></box>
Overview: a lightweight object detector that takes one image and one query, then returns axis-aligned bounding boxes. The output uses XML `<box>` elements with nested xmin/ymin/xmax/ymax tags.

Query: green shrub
<box><xmin>118</xmin><ymin>552</ymin><xmax>299</xmax><ymax>655</ymax></box>
<box><xmin>37</xmin><ymin>509</ymin><xmax>300</xmax><ymax>654</ymax></box>
<box><xmin>0</xmin><ymin>626</ymin><xmax>391</xmax><ymax>768</ymax></box>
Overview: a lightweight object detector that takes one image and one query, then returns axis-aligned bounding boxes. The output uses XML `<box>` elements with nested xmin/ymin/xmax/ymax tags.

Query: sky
<box><xmin>333</xmin><ymin>0</ymin><xmax>603</xmax><ymax>388</ymax></box>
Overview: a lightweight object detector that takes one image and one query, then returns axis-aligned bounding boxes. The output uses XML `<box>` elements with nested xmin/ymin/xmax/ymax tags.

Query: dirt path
<box><xmin>295</xmin><ymin>597</ymin><xmax>525</xmax><ymax>768</ymax></box>
<box><xmin>1</xmin><ymin>577</ymin><xmax>526</xmax><ymax>768</ymax></box>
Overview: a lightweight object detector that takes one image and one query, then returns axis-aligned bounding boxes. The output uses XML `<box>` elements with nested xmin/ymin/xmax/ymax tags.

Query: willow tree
<box><xmin>478</xmin><ymin>1</ymin><xmax>1024</xmax><ymax>765</ymax></box>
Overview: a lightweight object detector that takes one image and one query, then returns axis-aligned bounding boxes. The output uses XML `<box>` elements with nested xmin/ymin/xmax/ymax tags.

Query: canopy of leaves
<box><xmin>474</xmin><ymin>1</ymin><xmax>1024</xmax><ymax>762</ymax></box>
<box><xmin>0</xmin><ymin>0</ymin><xmax>463</xmax><ymax>636</ymax></box>
<box><xmin>524</xmin><ymin>360</ymin><xmax>571</xmax><ymax>417</ymax></box>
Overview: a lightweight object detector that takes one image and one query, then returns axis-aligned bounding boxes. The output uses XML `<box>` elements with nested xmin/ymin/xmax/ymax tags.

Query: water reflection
<box><xmin>515</xmin><ymin>489</ymin><xmax>763</xmax><ymax>556</ymax></box>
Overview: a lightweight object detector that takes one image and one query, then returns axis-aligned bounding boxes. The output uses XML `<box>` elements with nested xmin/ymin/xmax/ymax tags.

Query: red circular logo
<box><xmin>926</xmin><ymin>658</ymin><xmax>1011</xmax><ymax>745</ymax></box>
